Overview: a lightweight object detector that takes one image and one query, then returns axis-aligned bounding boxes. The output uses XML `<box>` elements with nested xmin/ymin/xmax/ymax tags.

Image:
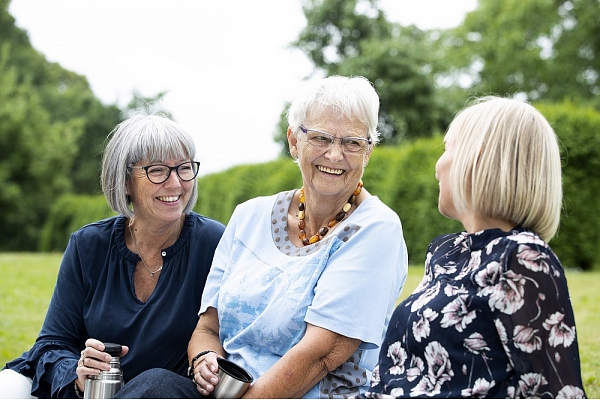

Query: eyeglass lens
<box><xmin>304</xmin><ymin>129</ymin><xmax>369</xmax><ymax>153</ymax></box>
<box><xmin>145</xmin><ymin>162</ymin><xmax>199</xmax><ymax>184</ymax></box>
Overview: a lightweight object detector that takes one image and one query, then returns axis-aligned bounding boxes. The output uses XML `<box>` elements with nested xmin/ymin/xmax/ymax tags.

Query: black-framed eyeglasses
<box><xmin>299</xmin><ymin>126</ymin><xmax>372</xmax><ymax>154</ymax></box>
<box><xmin>129</xmin><ymin>161</ymin><xmax>200</xmax><ymax>184</ymax></box>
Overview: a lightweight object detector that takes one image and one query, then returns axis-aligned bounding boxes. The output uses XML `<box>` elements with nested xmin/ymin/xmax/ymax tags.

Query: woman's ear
<box><xmin>288</xmin><ymin>127</ymin><xmax>298</xmax><ymax>159</ymax></box>
<box><xmin>362</xmin><ymin>148</ymin><xmax>372</xmax><ymax>168</ymax></box>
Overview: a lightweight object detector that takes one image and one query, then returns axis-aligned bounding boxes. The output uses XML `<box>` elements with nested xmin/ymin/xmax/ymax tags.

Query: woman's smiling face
<box><xmin>291</xmin><ymin>109</ymin><xmax>371</xmax><ymax>201</ymax></box>
<box><xmin>128</xmin><ymin>157</ymin><xmax>194</xmax><ymax>224</ymax></box>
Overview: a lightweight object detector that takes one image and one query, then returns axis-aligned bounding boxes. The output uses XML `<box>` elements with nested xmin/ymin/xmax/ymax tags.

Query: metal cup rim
<box><xmin>217</xmin><ymin>358</ymin><xmax>253</xmax><ymax>383</ymax></box>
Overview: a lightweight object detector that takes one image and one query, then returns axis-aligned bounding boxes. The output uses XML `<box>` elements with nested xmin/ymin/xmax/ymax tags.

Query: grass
<box><xmin>1</xmin><ymin>253</ymin><xmax>598</xmax><ymax>397</ymax></box>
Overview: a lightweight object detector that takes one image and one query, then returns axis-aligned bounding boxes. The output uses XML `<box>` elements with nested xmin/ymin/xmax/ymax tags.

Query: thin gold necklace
<box><xmin>128</xmin><ymin>223</ymin><xmax>163</xmax><ymax>277</ymax></box>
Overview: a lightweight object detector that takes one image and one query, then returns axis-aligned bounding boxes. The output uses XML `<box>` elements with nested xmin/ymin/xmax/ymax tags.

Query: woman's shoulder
<box><xmin>71</xmin><ymin>215</ymin><xmax>123</xmax><ymax>238</ymax></box>
<box><xmin>65</xmin><ymin>216</ymin><xmax>125</xmax><ymax>256</ymax></box>
<box><xmin>487</xmin><ymin>228</ymin><xmax>553</xmax><ymax>256</ymax></box>
<box><xmin>233</xmin><ymin>191</ymin><xmax>290</xmax><ymax>216</ymax></box>
<box><xmin>355</xmin><ymin>195</ymin><xmax>401</xmax><ymax>224</ymax></box>
<box><xmin>187</xmin><ymin>211</ymin><xmax>226</xmax><ymax>231</ymax></box>
<box><xmin>428</xmin><ymin>231</ymin><xmax>465</xmax><ymax>250</ymax></box>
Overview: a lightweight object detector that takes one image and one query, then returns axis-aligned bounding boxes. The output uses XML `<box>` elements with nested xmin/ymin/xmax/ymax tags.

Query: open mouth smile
<box><xmin>157</xmin><ymin>195</ymin><xmax>180</xmax><ymax>203</ymax></box>
<box><xmin>317</xmin><ymin>165</ymin><xmax>344</xmax><ymax>175</ymax></box>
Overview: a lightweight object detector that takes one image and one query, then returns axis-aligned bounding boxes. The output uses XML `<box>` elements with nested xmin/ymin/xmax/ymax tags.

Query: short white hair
<box><xmin>287</xmin><ymin>75</ymin><xmax>381</xmax><ymax>144</ymax></box>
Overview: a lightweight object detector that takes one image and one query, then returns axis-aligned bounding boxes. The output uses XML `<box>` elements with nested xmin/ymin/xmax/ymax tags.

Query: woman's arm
<box><xmin>243</xmin><ymin>323</ymin><xmax>360</xmax><ymax>399</ymax></box>
<box><xmin>495</xmin><ymin>241</ymin><xmax>586</xmax><ymax>398</ymax></box>
<box><xmin>187</xmin><ymin>307</ymin><xmax>226</xmax><ymax>396</ymax></box>
<box><xmin>5</xmin><ymin>234</ymin><xmax>89</xmax><ymax>398</ymax></box>
<box><xmin>190</xmin><ymin>316</ymin><xmax>360</xmax><ymax>399</ymax></box>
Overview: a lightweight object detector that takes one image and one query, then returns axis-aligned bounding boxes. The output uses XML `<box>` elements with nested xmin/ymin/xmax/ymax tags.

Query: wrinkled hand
<box><xmin>191</xmin><ymin>352</ymin><xmax>220</xmax><ymax>396</ymax></box>
<box><xmin>75</xmin><ymin>338</ymin><xmax>129</xmax><ymax>393</ymax></box>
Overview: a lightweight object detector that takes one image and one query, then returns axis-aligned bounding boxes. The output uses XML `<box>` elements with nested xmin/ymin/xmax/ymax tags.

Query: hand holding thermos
<box><xmin>76</xmin><ymin>340</ymin><xmax>128</xmax><ymax>399</ymax></box>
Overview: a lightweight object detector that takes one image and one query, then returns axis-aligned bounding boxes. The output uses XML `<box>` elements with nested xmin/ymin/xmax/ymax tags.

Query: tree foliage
<box><xmin>536</xmin><ymin>101</ymin><xmax>600</xmax><ymax>270</ymax></box>
<box><xmin>1</xmin><ymin>1</ymin><xmax>123</xmax><ymax>195</ymax></box>
<box><xmin>0</xmin><ymin>1</ymin><xmax>127</xmax><ymax>249</ymax></box>
<box><xmin>0</xmin><ymin>44</ymin><xmax>83</xmax><ymax>249</ymax></box>
<box><xmin>4</xmin><ymin>0</ymin><xmax>600</xmax><ymax>262</ymax></box>
<box><xmin>336</xmin><ymin>32</ymin><xmax>447</xmax><ymax>143</ymax></box>
<box><xmin>442</xmin><ymin>0</ymin><xmax>600</xmax><ymax>104</ymax></box>
<box><xmin>293</xmin><ymin>0</ymin><xmax>392</xmax><ymax>73</ymax></box>
<box><xmin>274</xmin><ymin>0</ymin><xmax>464</xmax><ymax>152</ymax></box>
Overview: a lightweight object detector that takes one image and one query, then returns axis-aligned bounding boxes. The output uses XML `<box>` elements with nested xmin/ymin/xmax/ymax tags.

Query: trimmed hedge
<box><xmin>194</xmin><ymin>138</ymin><xmax>463</xmax><ymax>266</ymax></box>
<box><xmin>39</xmin><ymin>194</ymin><xmax>115</xmax><ymax>252</ymax></box>
<box><xmin>363</xmin><ymin>140</ymin><xmax>463</xmax><ymax>265</ymax></box>
<box><xmin>196</xmin><ymin>160</ymin><xmax>302</xmax><ymax>225</ymax></box>
<box><xmin>41</xmin><ymin>101</ymin><xmax>600</xmax><ymax>270</ymax></box>
<box><xmin>536</xmin><ymin>102</ymin><xmax>600</xmax><ymax>270</ymax></box>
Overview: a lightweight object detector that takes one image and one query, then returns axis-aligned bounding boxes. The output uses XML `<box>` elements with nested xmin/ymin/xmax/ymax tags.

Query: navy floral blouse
<box><xmin>363</xmin><ymin>227</ymin><xmax>586</xmax><ymax>398</ymax></box>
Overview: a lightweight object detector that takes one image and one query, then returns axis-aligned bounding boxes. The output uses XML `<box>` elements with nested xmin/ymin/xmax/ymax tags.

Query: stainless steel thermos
<box><xmin>83</xmin><ymin>343</ymin><xmax>124</xmax><ymax>399</ymax></box>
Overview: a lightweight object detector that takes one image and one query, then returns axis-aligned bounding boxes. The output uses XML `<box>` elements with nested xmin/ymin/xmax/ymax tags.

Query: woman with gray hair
<box><xmin>114</xmin><ymin>75</ymin><xmax>408</xmax><ymax>399</ymax></box>
<box><xmin>0</xmin><ymin>114</ymin><xmax>225</xmax><ymax>398</ymax></box>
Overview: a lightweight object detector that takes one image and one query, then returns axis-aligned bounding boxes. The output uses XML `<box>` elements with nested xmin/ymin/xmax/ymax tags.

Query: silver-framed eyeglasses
<box><xmin>299</xmin><ymin>125</ymin><xmax>372</xmax><ymax>154</ymax></box>
<box><xmin>129</xmin><ymin>161</ymin><xmax>200</xmax><ymax>184</ymax></box>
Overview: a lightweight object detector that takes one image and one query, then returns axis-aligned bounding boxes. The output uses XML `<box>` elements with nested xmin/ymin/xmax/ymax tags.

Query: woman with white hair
<box><xmin>115</xmin><ymin>75</ymin><xmax>409</xmax><ymax>399</ymax></box>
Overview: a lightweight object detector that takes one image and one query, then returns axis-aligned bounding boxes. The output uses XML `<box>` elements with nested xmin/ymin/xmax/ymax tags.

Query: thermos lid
<box><xmin>103</xmin><ymin>343</ymin><xmax>122</xmax><ymax>357</ymax></box>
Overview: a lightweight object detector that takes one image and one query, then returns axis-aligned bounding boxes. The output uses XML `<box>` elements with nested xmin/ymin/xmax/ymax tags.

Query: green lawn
<box><xmin>1</xmin><ymin>253</ymin><xmax>598</xmax><ymax>397</ymax></box>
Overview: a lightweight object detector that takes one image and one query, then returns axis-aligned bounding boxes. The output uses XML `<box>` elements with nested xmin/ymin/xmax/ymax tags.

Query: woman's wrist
<box><xmin>187</xmin><ymin>350</ymin><xmax>215</xmax><ymax>377</ymax></box>
<box><xmin>74</xmin><ymin>380</ymin><xmax>84</xmax><ymax>399</ymax></box>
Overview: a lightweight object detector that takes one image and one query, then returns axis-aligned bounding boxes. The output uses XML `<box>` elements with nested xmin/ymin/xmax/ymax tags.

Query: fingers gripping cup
<box><xmin>210</xmin><ymin>358</ymin><xmax>253</xmax><ymax>399</ymax></box>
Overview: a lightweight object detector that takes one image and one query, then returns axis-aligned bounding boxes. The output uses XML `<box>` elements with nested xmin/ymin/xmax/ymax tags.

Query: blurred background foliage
<box><xmin>2</xmin><ymin>0</ymin><xmax>600</xmax><ymax>270</ymax></box>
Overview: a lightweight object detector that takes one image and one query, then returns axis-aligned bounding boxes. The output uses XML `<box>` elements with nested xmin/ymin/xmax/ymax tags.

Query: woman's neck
<box><xmin>128</xmin><ymin>215</ymin><xmax>184</xmax><ymax>250</ymax></box>
<box><xmin>460</xmin><ymin>213</ymin><xmax>515</xmax><ymax>234</ymax></box>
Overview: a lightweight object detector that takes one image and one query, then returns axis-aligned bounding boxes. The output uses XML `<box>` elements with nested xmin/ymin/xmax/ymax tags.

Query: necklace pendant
<box><xmin>151</xmin><ymin>266</ymin><xmax>163</xmax><ymax>277</ymax></box>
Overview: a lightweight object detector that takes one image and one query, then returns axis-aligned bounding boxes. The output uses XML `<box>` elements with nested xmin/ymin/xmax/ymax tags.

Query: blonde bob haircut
<box><xmin>101</xmin><ymin>113</ymin><xmax>198</xmax><ymax>218</ymax></box>
<box><xmin>445</xmin><ymin>96</ymin><xmax>562</xmax><ymax>242</ymax></box>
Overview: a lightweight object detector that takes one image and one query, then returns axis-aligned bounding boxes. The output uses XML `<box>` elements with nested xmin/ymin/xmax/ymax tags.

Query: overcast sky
<box><xmin>9</xmin><ymin>0</ymin><xmax>477</xmax><ymax>176</ymax></box>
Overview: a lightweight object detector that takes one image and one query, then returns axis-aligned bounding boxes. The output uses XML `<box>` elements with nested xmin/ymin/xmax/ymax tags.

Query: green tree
<box><xmin>335</xmin><ymin>30</ymin><xmax>450</xmax><ymax>143</ymax></box>
<box><xmin>1</xmin><ymin>0</ymin><xmax>123</xmax><ymax>195</ymax></box>
<box><xmin>273</xmin><ymin>0</ymin><xmax>458</xmax><ymax>152</ymax></box>
<box><xmin>0</xmin><ymin>45</ymin><xmax>83</xmax><ymax>250</ymax></box>
<box><xmin>274</xmin><ymin>102</ymin><xmax>292</xmax><ymax>157</ymax></box>
<box><xmin>293</xmin><ymin>0</ymin><xmax>392</xmax><ymax>74</ymax></box>
<box><xmin>0</xmin><ymin>1</ymin><xmax>181</xmax><ymax>250</ymax></box>
<box><xmin>442</xmin><ymin>0</ymin><xmax>600</xmax><ymax>103</ymax></box>
<box><xmin>123</xmin><ymin>89</ymin><xmax>172</xmax><ymax>119</ymax></box>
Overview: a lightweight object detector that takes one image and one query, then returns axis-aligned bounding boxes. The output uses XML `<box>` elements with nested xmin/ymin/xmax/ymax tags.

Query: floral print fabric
<box><xmin>363</xmin><ymin>227</ymin><xmax>586</xmax><ymax>398</ymax></box>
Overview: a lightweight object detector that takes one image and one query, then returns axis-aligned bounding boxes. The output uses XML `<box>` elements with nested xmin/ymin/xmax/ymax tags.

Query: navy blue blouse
<box><xmin>5</xmin><ymin>213</ymin><xmax>225</xmax><ymax>398</ymax></box>
<box><xmin>363</xmin><ymin>227</ymin><xmax>586</xmax><ymax>398</ymax></box>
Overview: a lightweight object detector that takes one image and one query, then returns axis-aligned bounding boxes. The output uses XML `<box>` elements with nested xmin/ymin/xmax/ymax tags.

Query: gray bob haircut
<box><xmin>101</xmin><ymin>113</ymin><xmax>198</xmax><ymax>218</ymax></box>
<box><xmin>446</xmin><ymin>96</ymin><xmax>562</xmax><ymax>242</ymax></box>
<box><xmin>287</xmin><ymin>75</ymin><xmax>381</xmax><ymax>144</ymax></box>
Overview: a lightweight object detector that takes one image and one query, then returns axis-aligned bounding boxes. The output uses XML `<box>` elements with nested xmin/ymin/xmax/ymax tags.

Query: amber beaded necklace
<box><xmin>297</xmin><ymin>180</ymin><xmax>363</xmax><ymax>246</ymax></box>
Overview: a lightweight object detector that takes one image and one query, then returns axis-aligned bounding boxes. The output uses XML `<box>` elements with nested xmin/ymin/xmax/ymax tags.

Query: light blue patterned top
<box><xmin>200</xmin><ymin>190</ymin><xmax>408</xmax><ymax>398</ymax></box>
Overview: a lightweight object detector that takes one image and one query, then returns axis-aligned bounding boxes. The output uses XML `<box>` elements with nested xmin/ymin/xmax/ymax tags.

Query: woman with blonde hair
<box><xmin>362</xmin><ymin>96</ymin><xmax>586</xmax><ymax>398</ymax></box>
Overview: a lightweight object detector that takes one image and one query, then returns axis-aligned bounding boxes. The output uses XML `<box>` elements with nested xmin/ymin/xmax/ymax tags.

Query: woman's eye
<box><xmin>148</xmin><ymin>166</ymin><xmax>166</xmax><ymax>175</ymax></box>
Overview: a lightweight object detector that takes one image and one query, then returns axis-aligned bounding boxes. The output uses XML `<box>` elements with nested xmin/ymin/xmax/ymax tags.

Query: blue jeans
<box><xmin>114</xmin><ymin>368</ymin><xmax>201</xmax><ymax>398</ymax></box>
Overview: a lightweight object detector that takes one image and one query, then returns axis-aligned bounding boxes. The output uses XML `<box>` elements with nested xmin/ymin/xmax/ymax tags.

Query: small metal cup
<box><xmin>210</xmin><ymin>358</ymin><xmax>253</xmax><ymax>399</ymax></box>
